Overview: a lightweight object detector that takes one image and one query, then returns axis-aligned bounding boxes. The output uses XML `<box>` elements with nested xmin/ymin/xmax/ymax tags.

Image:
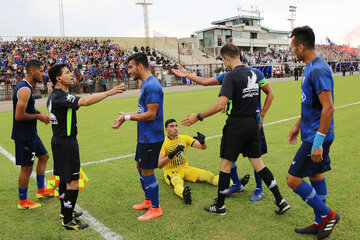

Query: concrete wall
<box><xmin>31</xmin><ymin>36</ymin><xmax>178</xmax><ymax>50</ymax></box>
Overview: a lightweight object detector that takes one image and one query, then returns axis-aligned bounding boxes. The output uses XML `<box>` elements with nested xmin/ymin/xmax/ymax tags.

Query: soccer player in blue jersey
<box><xmin>12</xmin><ymin>59</ymin><xmax>53</xmax><ymax>210</ymax></box>
<box><xmin>172</xmin><ymin>64</ymin><xmax>274</xmax><ymax>201</ymax></box>
<box><xmin>112</xmin><ymin>52</ymin><xmax>164</xmax><ymax>221</ymax></box>
<box><xmin>287</xmin><ymin>26</ymin><xmax>339</xmax><ymax>239</ymax></box>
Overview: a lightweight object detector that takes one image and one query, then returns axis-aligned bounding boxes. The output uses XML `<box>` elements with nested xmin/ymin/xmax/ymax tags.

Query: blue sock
<box><xmin>143</xmin><ymin>174</ymin><xmax>159</xmax><ymax>207</ymax></box>
<box><xmin>254</xmin><ymin>169</ymin><xmax>263</xmax><ymax>191</ymax></box>
<box><xmin>311</xmin><ymin>178</ymin><xmax>327</xmax><ymax>224</ymax></box>
<box><xmin>18</xmin><ymin>187</ymin><xmax>28</xmax><ymax>200</ymax></box>
<box><xmin>138</xmin><ymin>170</ymin><xmax>150</xmax><ymax>200</ymax></box>
<box><xmin>36</xmin><ymin>174</ymin><xmax>45</xmax><ymax>189</ymax></box>
<box><xmin>294</xmin><ymin>180</ymin><xmax>329</xmax><ymax>217</ymax></box>
<box><xmin>230</xmin><ymin>162</ymin><xmax>241</xmax><ymax>186</ymax></box>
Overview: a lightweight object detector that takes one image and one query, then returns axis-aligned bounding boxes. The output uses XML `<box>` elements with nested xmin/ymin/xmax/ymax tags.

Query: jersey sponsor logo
<box><xmin>47</xmin><ymin>100</ymin><xmax>58</xmax><ymax>124</ymax></box>
<box><xmin>66</xmin><ymin>94</ymin><xmax>76</xmax><ymax>103</ymax></box>
<box><xmin>242</xmin><ymin>71</ymin><xmax>259</xmax><ymax>98</ymax></box>
<box><xmin>301</xmin><ymin>91</ymin><xmax>306</xmax><ymax>103</ymax></box>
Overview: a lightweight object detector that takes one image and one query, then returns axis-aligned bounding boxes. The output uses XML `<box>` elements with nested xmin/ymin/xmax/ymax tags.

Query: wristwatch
<box><xmin>197</xmin><ymin>113</ymin><xmax>203</xmax><ymax>121</ymax></box>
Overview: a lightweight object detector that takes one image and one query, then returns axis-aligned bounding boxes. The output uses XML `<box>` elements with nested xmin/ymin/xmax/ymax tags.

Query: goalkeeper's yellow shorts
<box><xmin>163</xmin><ymin>166</ymin><xmax>204</xmax><ymax>186</ymax></box>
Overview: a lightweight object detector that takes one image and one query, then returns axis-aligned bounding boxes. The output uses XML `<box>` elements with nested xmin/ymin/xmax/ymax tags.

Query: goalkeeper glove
<box><xmin>168</xmin><ymin>145</ymin><xmax>185</xmax><ymax>159</ymax></box>
<box><xmin>194</xmin><ymin>132</ymin><xmax>206</xmax><ymax>145</ymax></box>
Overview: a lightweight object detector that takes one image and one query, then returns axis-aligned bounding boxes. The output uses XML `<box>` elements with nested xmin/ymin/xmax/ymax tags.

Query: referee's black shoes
<box><xmin>62</xmin><ymin>219</ymin><xmax>89</xmax><ymax>230</ymax></box>
<box><xmin>274</xmin><ymin>199</ymin><xmax>291</xmax><ymax>215</ymax></box>
<box><xmin>204</xmin><ymin>202</ymin><xmax>227</xmax><ymax>215</ymax></box>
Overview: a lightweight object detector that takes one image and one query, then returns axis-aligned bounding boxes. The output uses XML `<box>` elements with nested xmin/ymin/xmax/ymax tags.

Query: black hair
<box><xmin>25</xmin><ymin>59</ymin><xmax>43</xmax><ymax>73</ymax></box>
<box><xmin>127</xmin><ymin>52</ymin><xmax>149</xmax><ymax>69</ymax></box>
<box><xmin>289</xmin><ymin>26</ymin><xmax>315</xmax><ymax>49</ymax></box>
<box><xmin>220</xmin><ymin>43</ymin><xmax>240</xmax><ymax>59</ymax></box>
<box><xmin>165</xmin><ymin>118</ymin><xmax>177</xmax><ymax>128</ymax></box>
<box><xmin>48</xmin><ymin>64</ymin><xmax>67</xmax><ymax>86</ymax></box>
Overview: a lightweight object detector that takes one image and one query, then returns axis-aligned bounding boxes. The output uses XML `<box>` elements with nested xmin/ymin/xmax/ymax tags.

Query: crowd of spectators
<box><xmin>1</xmin><ymin>38</ymin><xmax>359</xmax><ymax>99</ymax></box>
<box><xmin>216</xmin><ymin>45</ymin><xmax>359</xmax><ymax>65</ymax></box>
<box><xmin>0</xmin><ymin>38</ymin><xmax>132</xmax><ymax>94</ymax></box>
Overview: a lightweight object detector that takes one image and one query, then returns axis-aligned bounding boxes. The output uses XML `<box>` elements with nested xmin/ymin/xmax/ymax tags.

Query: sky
<box><xmin>0</xmin><ymin>0</ymin><xmax>359</xmax><ymax>47</ymax></box>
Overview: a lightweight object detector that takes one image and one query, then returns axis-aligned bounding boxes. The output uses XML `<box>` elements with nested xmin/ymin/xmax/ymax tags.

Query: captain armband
<box><xmin>258</xmin><ymin>78</ymin><xmax>268</xmax><ymax>88</ymax></box>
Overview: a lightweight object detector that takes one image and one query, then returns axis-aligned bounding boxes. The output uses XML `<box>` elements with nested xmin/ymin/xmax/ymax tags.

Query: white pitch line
<box><xmin>0</xmin><ymin>145</ymin><xmax>122</xmax><ymax>240</ymax></box>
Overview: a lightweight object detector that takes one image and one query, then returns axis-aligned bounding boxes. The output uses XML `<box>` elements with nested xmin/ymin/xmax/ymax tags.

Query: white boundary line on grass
<box><xmin>0</xmin><ymin>146</ymin><xmax>122</xmax><ymax>240</ymax></box>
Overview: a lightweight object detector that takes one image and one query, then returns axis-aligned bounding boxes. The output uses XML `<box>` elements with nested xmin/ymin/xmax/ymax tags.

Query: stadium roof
<box><xmin>211</xmin><ymin>15</ymin><xmax>264</xmax><ymax>25</ymax></box>
<box><xmin>194</xmin><ymin>26</ymin><xmax>233</xmax><ymax>34</ymax></box>
<box><xmin>261</xmin><ymin>26</ymin><xmax>290</xmax><ymax>34</ymax></box>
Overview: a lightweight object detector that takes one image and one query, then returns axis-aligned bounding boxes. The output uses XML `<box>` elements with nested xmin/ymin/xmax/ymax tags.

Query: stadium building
<box><xmin>194</xmin><ymin>10</ymin><xmax>290</xmax><ymax>56</ymax></box>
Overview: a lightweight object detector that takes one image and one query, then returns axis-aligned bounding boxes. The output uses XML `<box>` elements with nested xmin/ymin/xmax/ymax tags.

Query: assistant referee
<box><xmin>47</xmin><ymin>64</ymin><xmax>125</xmax><ymax>230</ymax></box>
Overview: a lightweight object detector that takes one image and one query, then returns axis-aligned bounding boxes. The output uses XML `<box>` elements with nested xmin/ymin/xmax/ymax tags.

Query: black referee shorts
<box><xmin>220</xmin><ymin>116</ymin><xmax>261</xmax><ymax>162</ymax></box>
<box><xmin>51</xmin><ymin>136</ymin><xmax>80</xmax><ymax>183</ymax></box>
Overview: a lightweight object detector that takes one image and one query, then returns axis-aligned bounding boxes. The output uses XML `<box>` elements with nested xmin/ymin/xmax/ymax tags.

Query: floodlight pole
<box><xmin>287</xmin><ymin>5</ymin><xmax>297</xmax><ymax>31</ymax></box>
<box><xmin>136</xmin><ymin>0</ymin><xmax>153</xmax><ymax>47</ymax></box>
<box><xmin>58</xmin><ymin>0</ymin><xmax>65</xmax><ymax>36</ymax></box>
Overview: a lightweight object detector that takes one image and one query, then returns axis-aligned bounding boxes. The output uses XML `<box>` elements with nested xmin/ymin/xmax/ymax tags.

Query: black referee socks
<box><xmin>258</xmin><ymin>167</ymin><xmax>283</xmax><ymax>204</ymax></box>
<box><xmin>217</xmin><ymin>171</ymin><xmax>231</xmax><ymax>208</ymax></box>
<box><xmin>63</xmin><ymin>189</ymin><xmax>79</xmax><ymax>224</ymax></box>
<box><xmin>59</xmin><ymin>181</ymin><xmax>66</xmax><ymax>215</ymax></box>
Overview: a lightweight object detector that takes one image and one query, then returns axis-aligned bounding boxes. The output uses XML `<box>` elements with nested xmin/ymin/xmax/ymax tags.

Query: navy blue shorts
<box><xmin>135</xmin><ymin>142</ymin><xmax>163</xmax><ymax>169</ymax></box>
<box><xmin>15</xmin><ymin>135</ymin><xmax>47</xmax><ymax>166</ymax></box>
<box><xmin>288</xmin><ymin>141</ymin><xmax>333</xmax><ymax>178</ymax></box>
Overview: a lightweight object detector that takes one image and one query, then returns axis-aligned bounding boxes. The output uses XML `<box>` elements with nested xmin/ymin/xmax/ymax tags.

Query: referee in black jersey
<box><xmin>181</xmin><ymin>43</ymin><xmax>290</xmax><ymax>215</ymax></box>
<box><xmin>47</xmin><ymin>64</ymin><xmax>125</xmax><ymax>230</ymax></box>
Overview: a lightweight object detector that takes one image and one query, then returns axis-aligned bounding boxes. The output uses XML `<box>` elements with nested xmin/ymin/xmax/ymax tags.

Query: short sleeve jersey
<box><xmin>301</xmin><ymin>56</ymin><xmax>334</xmax><ymax>142</ymax></box>
<box><xmin>216</xmin><ymin>68</ymin><xmax>267</xmax><ymax>112</ymax></box>
<box><xmin>47</xmin><ymin>89</ymin><xmax>81</xmax><ymax>137</ymax></box>
<box><xmin>137</xmin><ymin>75</ymin><xmax>164</xmax><ymax>143</ymax></box>
<box><xmin>11</xmin><ymin>80</ymin><xmax>37</xmax><ymax>140</ymax></box>
<box><xmin>218</xmin><ymin>65</ymin><xmax>262</xmax><ymax>117</ymax></box>
<box><xmin>159</xmin><ymin>135</ymin><xmax>195</xmax><ymax>169</ymax></box>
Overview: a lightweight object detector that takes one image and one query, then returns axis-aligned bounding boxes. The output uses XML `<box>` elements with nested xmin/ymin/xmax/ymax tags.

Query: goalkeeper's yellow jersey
<box><xmin>160</xmin><ymin>135</ymin><xmax>196</xmax><ymax>169</ymax></box>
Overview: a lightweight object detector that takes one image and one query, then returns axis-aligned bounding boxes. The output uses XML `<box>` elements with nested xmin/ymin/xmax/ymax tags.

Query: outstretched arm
<box><xmin>172</xmin><ymin>65</ymin><xmax>220</xmax><ymax>86</ymax></box>
<box><xmin>78</xmin><ymin>83</ymin><xmax>125</xmax><ymax>106</ymax></box>
<box><xmin>181</xmin><ymin>95</ymin><xmax>229</xmax><ymax>126</ymax></box>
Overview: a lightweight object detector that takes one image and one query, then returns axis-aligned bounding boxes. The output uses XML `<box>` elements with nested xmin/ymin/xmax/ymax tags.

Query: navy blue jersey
<box><xmin>216</xmin><ymin>67</ymin><xmax>268</xmax><ymax>113</ymax></box>
<box><xmin>301</xmin><ymin>56</ymin><xmax>334</xmax><ymax>143</ymax></box>
<box><xmin>11</xmin><ymin>80</ymin><xmax>37</xmax><ymax>140</ymax></box>
<box><xmin>137</xmin><ymin>76</ymin><xmax>164</xmax><ymax>143</ymax></box>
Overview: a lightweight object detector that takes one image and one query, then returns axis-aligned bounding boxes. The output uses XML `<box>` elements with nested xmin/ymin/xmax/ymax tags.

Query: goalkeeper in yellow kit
<box><xmin>159</xmin><ymin>119</ymin><xmax>227</xmax><ymax>205</ymax></box>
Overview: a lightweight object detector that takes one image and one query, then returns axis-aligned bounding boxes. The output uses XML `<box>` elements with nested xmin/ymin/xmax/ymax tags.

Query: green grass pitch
<box><xmin>0</xmin><ymin>75</ymin><xmax>359</xmax><ymax>239</ymax></box>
